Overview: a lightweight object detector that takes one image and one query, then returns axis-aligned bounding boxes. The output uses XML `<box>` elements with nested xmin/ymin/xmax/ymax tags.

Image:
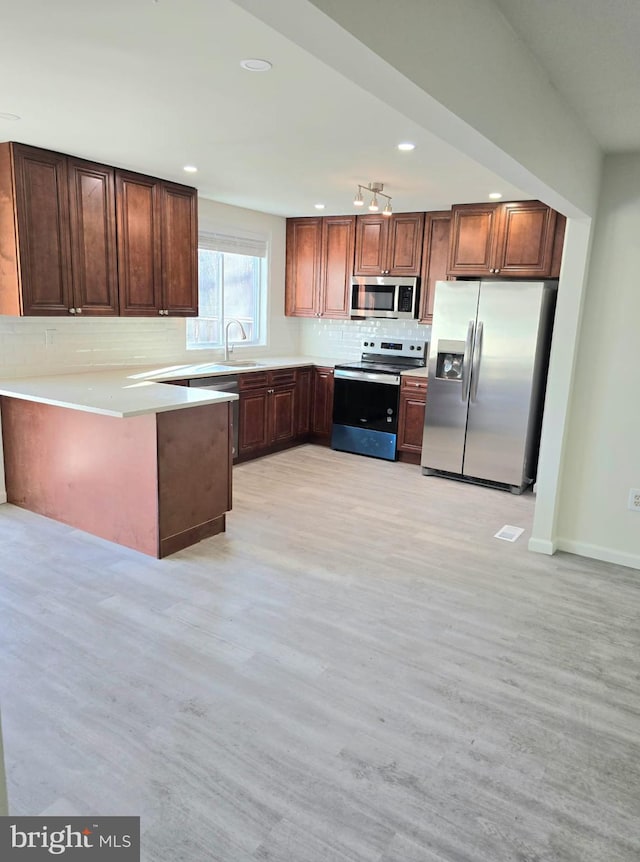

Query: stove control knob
<box><xmin>410</xmin><ymin>345</ymin><xmax>415</xmax><ymax>350</ymax></box>
<box><xmin>370</xmin><ymin>342</ymin><xmax>375</xmax><ymax>347</ymax></box>
<box><xmin>417</xmin><ymin>345</ymin><xmax>423</xmax><ymax>351</ymax></box>
<box><xmin>364</xmin><ymin>341</ymin><xmax>369</xmax><ymax>346</ymax></box>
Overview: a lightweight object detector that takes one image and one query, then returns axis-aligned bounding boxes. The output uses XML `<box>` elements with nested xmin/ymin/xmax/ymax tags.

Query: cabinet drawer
<box><xmin>238</xmin><ymin>371</ymin><xmax>270</xmax><ymax>390</ymax></box>
<box><xmin>401</xmin><ymin>376</ymin><xmax>428</xmax><ymax>394</ymax></box>
<box><xmin>269</xmin><ymin>369</ymin><xmax>296</xmax><ymax>386</ymax></box>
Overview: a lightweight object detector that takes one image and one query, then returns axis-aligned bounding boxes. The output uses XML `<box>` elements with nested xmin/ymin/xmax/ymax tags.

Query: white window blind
<box><xmin>198</xmin><ymin>229</ymin><xmax>267</xmax><ymax>258</ymax></box>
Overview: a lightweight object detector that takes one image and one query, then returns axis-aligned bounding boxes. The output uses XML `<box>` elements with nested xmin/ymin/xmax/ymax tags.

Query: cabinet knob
<box><xmin>76</xmin><ymin>307</ymin><xmax>82</xmax><ymax>314</ymax></box>
<box><xmin>68</xmin><ymin>308</ymin><xmax>76</xmax><ymax>314</ymax></box>
<box><xmin>494</xmin><ymin>268</ymin><xmax>500</xmax><ymax>273</ymax></box>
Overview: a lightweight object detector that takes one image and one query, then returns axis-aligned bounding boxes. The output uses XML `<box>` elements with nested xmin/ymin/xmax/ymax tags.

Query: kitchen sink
<box><xmin>218</xmin><ymin>360</ymin><xmax>264</xmax><ymax>367</ymax></box>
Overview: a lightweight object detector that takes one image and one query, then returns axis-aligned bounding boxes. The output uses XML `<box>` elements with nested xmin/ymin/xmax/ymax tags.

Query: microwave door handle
<box><xmin>470</xmin><ymin>321</ymin><xmax>483</xmax><ymax>403</ymax></box>
<box><xmin>461</xmin><ymin>320</ymin><xmax>475</xmax><ymax>402</ymax></box>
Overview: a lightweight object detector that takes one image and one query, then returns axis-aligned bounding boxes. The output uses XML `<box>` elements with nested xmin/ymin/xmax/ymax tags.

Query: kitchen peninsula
<box><xmin>0</xmin><ymin>370</ymin><xmax>236</xmax><ymax>558</ymax></box>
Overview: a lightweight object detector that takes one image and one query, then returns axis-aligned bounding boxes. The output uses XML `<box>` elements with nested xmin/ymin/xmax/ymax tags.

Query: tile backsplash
<box><xmin>299</xmin><ymin>317</ymin><xmax>432</xmax><ymax>361</ymax></box>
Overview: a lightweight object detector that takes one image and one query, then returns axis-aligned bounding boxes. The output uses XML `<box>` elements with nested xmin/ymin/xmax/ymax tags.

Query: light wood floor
<box><xmin>1</xmin><ymin>445</ymin><xmax>639</xmax><ymax>861</ymax></box>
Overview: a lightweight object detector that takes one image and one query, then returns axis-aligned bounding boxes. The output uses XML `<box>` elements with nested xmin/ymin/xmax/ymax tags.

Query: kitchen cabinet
<box><xmin>295</xmin><ymin>366</ymin><xmax>312</xmax><ymax>438</ymax></box>
<box><xmin>0</xmin><ymin>141</ymin><xmax>197</xmax><ymax>317</ymax></box>
<box><xmin>117</xmin><ymin>171</ymin><xmax>198</xmax><ymax>317</ymax></box>
<box><xmin>311</xmin><ymin>366</ymin><xmax>334</xmax><ymax>443</ymax></box>
<box><xmin>447</xmin><ymin>200</ymin><xmax>560</xmax><ymax>278</ymax></box>
<box><xmin>0</xmin><ymin>143</ymin><xmax>118</xmax><ymax>316</ymax></box>
<box><xmin>285</xmin><ymin>215</ymin><xmax>354</xmax><ymax>318</ymax></box>
<box><xmin>354</xmin><ymin>212</ymin><xmax>424</xmax><ymax>276</ymax></box>
<box><xmin>397</xmin><ymin>375</ymin><xmax>428</xmax><ymax>462</ymax></box>
<box><xmin>419</xmin><ymin>211</ymin><xmax>452</xmax><ymax>324</ymax></box>
<box><xmin>237</xmin><ymin>369</ymin><xmax>297</xmax><ymax>459</ymax></box>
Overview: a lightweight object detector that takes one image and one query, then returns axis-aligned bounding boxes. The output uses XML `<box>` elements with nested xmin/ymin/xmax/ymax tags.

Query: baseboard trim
<box><xmin>528</xmin><ymin>536</ymin><xmax>557</xmax><ymax>555</ymax></box>
<box><xmin>555</xmin><ymin>538</ymin><xmax>640</xmax><ymax>572</ymax></box>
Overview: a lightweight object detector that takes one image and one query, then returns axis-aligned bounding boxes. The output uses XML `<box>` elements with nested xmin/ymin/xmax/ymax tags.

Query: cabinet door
<box><xmin>494</xmin><ymin>201</ymin><xmax>557</xmax><ymax>277</ymax></box>
<box><xmin>238</xmin><ymin>389</ymin><xmax>270</xmax><ymax>455</ymax></box>
<box><xmin>419</xmin><ymin>211</ymin><xmax>451</xmax><ymax>323</ymax></box>
<box><xmin>320</xmin><ymin>215</ymin><xmax>354</xmax><ymax>318</ymax></box>
<box><xmin>387</xmin><ymin>212</ymin><xmax>424</xmax><ymax>275</ymax></box>
<box><xmin>271</xmin><ymin>385</ymin><xmax>296</xmax><ymax>444</ymax></box>
<box><xmin>448</xmin><ymin>203</ymin><xmax>500</xmax><ymax>277</ymax></box>
<box><xmin>285</xmin><ymin>218</ymin><xmax>322</xmax><ymax>316</ymax></box>
<box><xmin>354</xmin><ymin>215</ymin><xmax>388</xmax><ymax>275</ymax></box>
<box><xmin>116</xmin><ymin>171</ymin><xmax>162</xmax><ymax>316</ymax></box>
<box><xmin>160</xmin><ymin>182</ymin><xmax>198</xmax><ymax>315</ymax></box>
<box><xmin>311</xmin><ymin>367</ymin><xmax>334</xmax><ymax>440</ymax></box>
<box><xmin>12</xmin><ymin>144</ymin><xmax>73</xmax><ymax>315</ymax></box>
<box><xmin>398</xmin><ymin>380</ymin><xmax>427</xmax><ymax>454</ymax></box>
<box><xmin>295</xmin><ymin>367</ymin><xmax>312</xmax><ymax>438</ymax></box>
<box><xmin>67</xmin><ymin>159</ymin><xmax>118</xmax><ymax>315</ymax></box>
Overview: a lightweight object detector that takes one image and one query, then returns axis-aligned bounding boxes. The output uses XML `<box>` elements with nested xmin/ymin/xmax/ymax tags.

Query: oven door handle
<box><xmin>334</xmin><ymin>369</ymin><xmax>400</xmax><ymax>385</ymax></box>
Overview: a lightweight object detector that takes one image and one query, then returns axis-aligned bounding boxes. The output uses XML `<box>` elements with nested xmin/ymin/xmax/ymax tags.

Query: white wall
<box><xmin>554</xmin><ymin>153</ymin><xmax>640</xmax><ymax>569</ymax></box>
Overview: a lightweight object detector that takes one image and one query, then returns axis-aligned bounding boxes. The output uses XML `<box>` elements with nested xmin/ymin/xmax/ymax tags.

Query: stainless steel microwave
<box><xmin>350</xmin><ymin>276</ymin><xmax>419</xmax><ymax>319</ymax></box>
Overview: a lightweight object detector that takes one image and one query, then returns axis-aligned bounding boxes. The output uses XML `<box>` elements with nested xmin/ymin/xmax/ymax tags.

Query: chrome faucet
<box><xmin>224</xmin><ymin>319</ymin><xmax>248</xmax><ymax>360</ymax></box>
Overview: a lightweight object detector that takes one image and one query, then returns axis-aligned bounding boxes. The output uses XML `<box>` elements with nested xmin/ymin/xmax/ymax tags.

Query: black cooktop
<box><xmin>335</xmin><ymin>360</ymin><xmax>409</xmax><ymax>374</ymax></box>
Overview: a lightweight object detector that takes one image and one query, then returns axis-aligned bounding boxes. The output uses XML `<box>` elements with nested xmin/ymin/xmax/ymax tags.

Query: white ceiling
<box><xmin>1</xmin><ymin>0</ymin><xmax>638</xmax><ymax>217</ymax></box>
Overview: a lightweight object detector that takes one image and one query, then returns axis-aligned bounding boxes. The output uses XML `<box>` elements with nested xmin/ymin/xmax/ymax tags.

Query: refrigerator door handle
<box><xmin>470</xmin><ymin>321</ymin><xmax>484</xmax><ymax>403</ymax></box>
<box><xmin>461</xmin><ymin>320</ymin><xmax>475</xmax><ymax>402</ymax></box>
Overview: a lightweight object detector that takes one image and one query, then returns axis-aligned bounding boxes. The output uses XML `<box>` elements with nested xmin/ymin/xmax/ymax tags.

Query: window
<box><xmin>187</xmin><ymin>230</ymin><xmax>267</xmax><ymax>350</ymax></box>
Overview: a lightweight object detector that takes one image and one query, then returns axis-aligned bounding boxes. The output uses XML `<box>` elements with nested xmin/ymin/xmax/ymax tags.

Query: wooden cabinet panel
<box><xmin>295</xmin><ymin>367</ymin><xmax>312</xmax><ymax>438</ymax></box>
<box><xmin>448</xmin><ymin>200</ymin><xmax>562</xmax><ymax>278</ymax></box>
<box><xmin>116</xmin><ymin>171</ymin><xmax>161</xmax><ymax>316</ymax></box>
<box><xmin>387</xmin><ymin>212</ymin><xmax>424</xmax><ymax>274</ymax></box>
<box><xmin>550</xmin><ymin>214</ymin><xmax>566</xmax><ymax>278</ymax></box>
<box><xmin>354</xmin><ymin>212</ymin><xmax>423</xmax><ymax>276</ymax></box>
<box><xmin>286</xmin><ymin>216</ymin><xmax>353</xmax><ymax>319</ymax></box>
<box><xmin>495</xmin><ymin>201</ymin><xmax>557</xmax><ymax>276</ymax></box>
<box><xmin>1</xmin><ymin>143</ymin><xmax>198</xmax><ymax>317</ymax></box>
<box><xmin>271</xmin><ymin>385</ymin><xmax>296</xmax><ymax>444</ymax></box>
<box><xmin>12</xmin><ymin>144</ymin><xmax>72</xmax><ymax>315</ymax></box>
<box><xmin>398</xmin><ymin>376</ymin><xmax>428</xmax><ymax>457</ymax></box>
<box><xmin>311</xmin><ymin>366</ymin><xmax>334</xmax><ymax>442</ymax></box>
<box><xmin>285</xmin><ymin>217</ymin><xmax>322</xmax><ymax>317</ymax></box>
<box><xmin>448</xmin><ymin>203</ymin><xmax>499</xmax><ymax>276</ymax></box>
<box><xmin>354</xmin><ymin>216</ymin><xmax>388</xmax><ymax>275</ymax></box>
<box><xmin>321</xmin><ymin>216</ymin><xmax>354</xmax><ymax>318</ymax></box>
<box><xmin>160</xmin><ymin>182</ymin><xmax>198</xmax><ymax>315</ymax></box>
<box><xmin>419</xmin><ymin>211</ymin><xmax>451</xmax><ymax>324</ymax></box>
<box><xmin>238</xmin><ymin>388</ymin><xmax>270</xmax><ymax>455</ymax></box>
<box><xmin>68</xmin><ymin>158</ymin><xmax>118</xmax><ymax>315</ymax></box>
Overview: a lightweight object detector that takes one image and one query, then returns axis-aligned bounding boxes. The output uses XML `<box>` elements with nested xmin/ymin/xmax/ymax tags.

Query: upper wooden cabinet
<box><xmin>419</xmin><ymin>211</ymin><xmax>452</xmax><ymax>324</ymax></box>
<box><xmin>448</xmin><ymin>200</ymin><xmax>561</xmax><ymax>278</ymax></box>
<box><xmin>354</xmin><ymin>212</ymin><xmax>424</xmax><ymax>276</ymax></box>
<box><xmin>0</xmin><ymin>142</ymin><xmax>197</xmax><ymax>317</ymax></box>
<box><xmin>285</xmin><ymin>215</ymin><xmax>354</xmax><ymax>319</ymax></box>
<box><xmin>1</xmin><ymin>143</ymin><xmax>118</xmax><ymax>316</ymax></box>
<box><xmin>117</xmin><ymin>172</ymin><xmax>197</xmax><ymax>317</ymax></box>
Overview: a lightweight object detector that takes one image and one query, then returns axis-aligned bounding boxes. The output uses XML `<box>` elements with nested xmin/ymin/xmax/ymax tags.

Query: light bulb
<box><xmin>382</xmin><ymin>201</ymin><xmax>393</xmax><ymax>216</ymax></box>
<box><xmin>353</xmin><ymin>189</ymin><xmax>364</xmax><ymax>207</ymax></box>
<box><xmin>368</xmin><ymin>196</ymin><xmax>379</xmax><ymax>212</ymax></box>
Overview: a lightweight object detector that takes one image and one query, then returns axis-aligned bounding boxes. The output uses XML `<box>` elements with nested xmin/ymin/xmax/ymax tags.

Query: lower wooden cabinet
<box><xmin>237</xmin><ymin>369</ymin><xmax>297</xmax><ymax>460</ymax></box>
<box><xmin>397</xmin><ymin>375</ymin><xmax>428</xmax><ymax>462</ymax></box>
<box><xmin>311</xmin><ymin>366</ymin><xmax>334</xmax><ymax>443</ymax></box>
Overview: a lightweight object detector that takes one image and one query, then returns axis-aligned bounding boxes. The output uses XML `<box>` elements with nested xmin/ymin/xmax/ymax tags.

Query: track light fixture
<box><xmin>353</xmin><ymin>182</ymin><xmax>392</xmax><ymax>216</ymax></box>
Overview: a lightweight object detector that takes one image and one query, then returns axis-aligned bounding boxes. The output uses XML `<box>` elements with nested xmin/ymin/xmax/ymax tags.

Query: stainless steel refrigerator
<box><xmin>421</xmin><ymin>280</ymin><xmax>557</xmax><ymax>493</ymax></box>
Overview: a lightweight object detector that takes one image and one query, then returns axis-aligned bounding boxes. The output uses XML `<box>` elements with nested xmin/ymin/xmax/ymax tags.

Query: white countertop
<box><xmin>0</xmin><ymin>355</ymin><xmax>427</xmax><ymax>418</ymax></box>
<box><xmin>0</xmin><ymin>356</ymin><xmax>332</xmax><ymax>418</ymax></box>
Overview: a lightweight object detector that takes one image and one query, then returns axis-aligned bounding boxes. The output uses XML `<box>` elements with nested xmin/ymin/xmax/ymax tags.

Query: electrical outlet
<box><xmin>628</xmin><ymin>488</ymin><xmax>640</xmax><ymax>512</ymax></box>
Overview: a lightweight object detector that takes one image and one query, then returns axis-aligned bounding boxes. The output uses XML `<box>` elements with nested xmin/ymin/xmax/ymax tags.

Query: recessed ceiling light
<box><xmin>183</xmin><ymin>165</ymin><xmax>198</xmax><ymax>173</ymax></box>
<box><xmin>240</xmin><ymin>58</ymin><xmax>272</xmax><ymax>72</ymax></box>
<box><xmin>489</xmin><ymin>192</ymin><xmax>503</xmax><ymax>199</ymax></box>
<box><xmin>0</xmin><ymin>112</ymin><xmax>21</xmax><ymax>121</ymax></box>
<box><xmin>314</xmin><ymin>203</ymin><xmax>325</xmax><ymax>210</ymax></box>
<box><xmin>397</xmin><ymin>142</ymin><xmax>415</xmax><ymax>151</ymax></box>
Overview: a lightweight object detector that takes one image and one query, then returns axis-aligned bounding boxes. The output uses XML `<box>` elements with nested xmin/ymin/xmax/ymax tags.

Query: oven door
<box><xmin>331</xmin><ymin>370</ymin><xmax>400</xmax><ymax>460</ymax></box>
